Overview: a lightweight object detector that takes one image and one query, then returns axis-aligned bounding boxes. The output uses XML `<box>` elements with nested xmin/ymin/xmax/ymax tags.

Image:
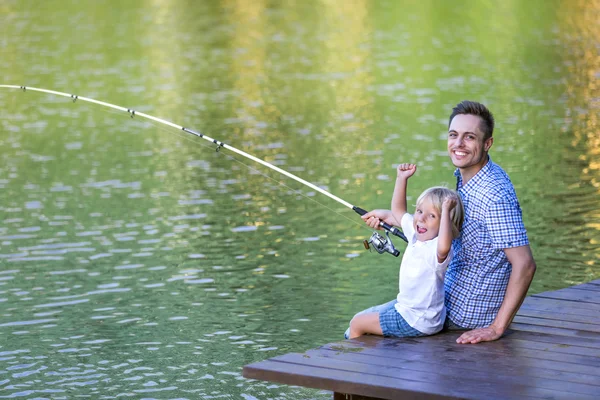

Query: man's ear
<box><xmin>484</xmin><ymin>137</ymin><xmax>493</xmax><ymax>152</ymax></box>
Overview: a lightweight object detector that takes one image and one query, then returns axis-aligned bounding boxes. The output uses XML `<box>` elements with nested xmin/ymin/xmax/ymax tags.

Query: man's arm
<box><xmin>456</xmin><ymin>245</ymin><xmax>536</xmax><ymax>344</ymax></box>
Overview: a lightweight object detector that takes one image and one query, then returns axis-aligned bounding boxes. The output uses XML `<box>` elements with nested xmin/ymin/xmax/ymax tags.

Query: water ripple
<box><xmin>0</xmin><ymin>319</ymin><xmax>57</xmax><ymax>327</ymax></box>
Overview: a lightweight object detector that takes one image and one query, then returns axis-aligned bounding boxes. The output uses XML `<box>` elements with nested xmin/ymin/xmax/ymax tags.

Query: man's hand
<box><xmin>456</xmin><ymin>326</ymin><xmax>503</xmax><ymax>344</ymax></box>
<box><xmin>362</xmin><ymin>209</ymin><xmax>395</xmax><ymax>229</ymax></box>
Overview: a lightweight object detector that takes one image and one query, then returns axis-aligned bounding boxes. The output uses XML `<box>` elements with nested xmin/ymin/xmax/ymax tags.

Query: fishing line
<box><xmin>1</xmin><ymin>84</ymin><xmax>407</xmax><ymax>256</ymax></box>
<box><xmin>78</xmin><ymin>104</ymin><xmax>364</xmax><ymax>231</ymax></box>
<box><xmin>145</xmin><ymin>118</ymin><xmax>370</xmax><ymax>232</ymax></box>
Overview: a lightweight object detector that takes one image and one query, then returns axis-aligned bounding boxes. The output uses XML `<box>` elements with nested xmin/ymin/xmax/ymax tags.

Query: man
<box><xmin>444</xmin><ymin>100</ymin><xmax>536</xmax><ymax>344</ymax></box>
<box><xmin>361</xmin><ymin>101</ymin><xmax>536</xmax><ymax>344</ymax></box>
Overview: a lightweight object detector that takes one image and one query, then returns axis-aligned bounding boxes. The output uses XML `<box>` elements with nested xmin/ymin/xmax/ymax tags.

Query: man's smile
<box><xmin>453</xmin><ymin>150</ymin><xmax>468</xmax><ymax>156</ymax></box>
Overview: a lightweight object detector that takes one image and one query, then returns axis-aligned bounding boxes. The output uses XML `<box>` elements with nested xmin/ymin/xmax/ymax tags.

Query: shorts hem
<box><xmin>379</xmin><ymin>308</ymin><xmax>428</xmax><ymax>338</ymax></box>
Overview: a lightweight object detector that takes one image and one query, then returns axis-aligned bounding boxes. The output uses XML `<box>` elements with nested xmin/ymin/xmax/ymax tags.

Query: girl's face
<box><xmin>413</xmin><ymin>196</ymin><xmax>441</xmax><ymax>242</ymax></box>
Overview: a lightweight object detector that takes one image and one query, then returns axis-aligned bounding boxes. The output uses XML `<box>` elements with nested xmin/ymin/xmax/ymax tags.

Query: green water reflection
<box><xmin>1</xmin><ymin>0</ymin><xmax>599</xmax><ymax>398</ymax></box>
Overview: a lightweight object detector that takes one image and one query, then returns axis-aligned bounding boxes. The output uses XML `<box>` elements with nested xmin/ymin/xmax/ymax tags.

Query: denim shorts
<box><xmin>379</xmin><ymin>305</ymin><xmax>426</xmax><ymax>338</ymax></box>
<box><xmin>344</xmin><ymin>299</ymin><xmax>425</xmax><ymax>338</ymax></box>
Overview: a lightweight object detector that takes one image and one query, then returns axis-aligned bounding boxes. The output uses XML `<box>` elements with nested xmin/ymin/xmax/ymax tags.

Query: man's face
<box><xmin>447</xmin><ymin>114</ymin><xmax>492</xmax><ymax>170</ymax></box>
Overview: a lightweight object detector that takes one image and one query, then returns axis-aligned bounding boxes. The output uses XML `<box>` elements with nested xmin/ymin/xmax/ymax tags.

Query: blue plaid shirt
<box><xmin>445</xmin><ymin>157</ymin><xmax>529</xmax><ymax>328</ymax></box>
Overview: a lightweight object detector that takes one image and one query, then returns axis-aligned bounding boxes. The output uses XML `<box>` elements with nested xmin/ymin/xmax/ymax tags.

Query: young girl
<box><xmin>347</xmin><ymin>163</ymin><xmax>464</xmax><ymax>339</ymax></box>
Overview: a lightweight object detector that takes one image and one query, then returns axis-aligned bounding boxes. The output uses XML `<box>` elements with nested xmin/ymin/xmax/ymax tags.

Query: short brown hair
<box><xmin>449</xmin><ymin>101</ymin><xmax>495</xmax><ymax>140</ymax></box>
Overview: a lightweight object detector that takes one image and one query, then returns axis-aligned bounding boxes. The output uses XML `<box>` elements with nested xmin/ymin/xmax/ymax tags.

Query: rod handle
<box><xmin>353</xmin><ymin>206</ymin><xmax>408</xmax><ymax>243</ymax></box>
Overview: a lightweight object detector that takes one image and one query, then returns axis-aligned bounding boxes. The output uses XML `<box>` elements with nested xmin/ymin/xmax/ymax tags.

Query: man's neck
<box><xmin>459</xmin><ymin>155</ymin><xmax>490</xmax><ymax>185</ymax></box>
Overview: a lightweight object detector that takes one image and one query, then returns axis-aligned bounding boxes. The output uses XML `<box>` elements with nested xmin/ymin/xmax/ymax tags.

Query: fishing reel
<box><xmin>363</xmin><ymin>231</ymin><xmax>400</xmax><ymax>257</ymax></box>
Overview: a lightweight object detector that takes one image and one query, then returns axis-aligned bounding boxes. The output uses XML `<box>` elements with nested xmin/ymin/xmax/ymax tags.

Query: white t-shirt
<box><xmin>394</xmin><ymin>213</ymin><xmax>452</xmax><ymax>335</ymax></box>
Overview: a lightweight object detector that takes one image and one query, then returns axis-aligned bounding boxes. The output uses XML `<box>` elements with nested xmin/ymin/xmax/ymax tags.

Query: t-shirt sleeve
<box><xmin>485</xmin><ymin>199</ymin><xmax>529</xmax><ymax>249</ymax></box>
<box><xmin>400</xmin><ymin>213</ymin><xmax>415</xmax><ymax>242</ymax></box>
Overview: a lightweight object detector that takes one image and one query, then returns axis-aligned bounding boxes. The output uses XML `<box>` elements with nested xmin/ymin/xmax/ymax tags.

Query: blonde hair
<box><xmin>415</xmin><ymin>186</ymin><xmax>464</xmax><ymax>239</ymax></box>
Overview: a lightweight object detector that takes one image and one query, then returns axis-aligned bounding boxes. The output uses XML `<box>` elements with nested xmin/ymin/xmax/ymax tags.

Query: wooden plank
<box><xmin>518</xmin><ymin>300</ymin><xmax>593</xmax><ymax>317</ymax></box>
<box><xmin>317</xmin><ymin>342</ymin><xmax>600</xmax><ymax>386</ymax></box>
<box><xmin>379</xmin><ymin>333</ymin><xmax>600</xmax><ymax>366</ymax></box>
<box><xmin>494</xmin><ymin>337</ymin><xmax>600</xmax><ymax>358</ymax></box>
<box><xmin>392</xmin><ymin>330</ymin><xmax>600</xmax><ymax>361</ymax></box>
<box><xmin>555</xmin><ymin>285</ymin><xmax>600</xmax><ymax>298</ymax></box>
<box><xmin>328</xmin><ymin>337</ymin><xmax>600</xmax><ymax>374</ymax></box>
<box><xmin>516</xmin><ymin>307</ymin><xmax>598</xmax><ymax>324</ymax></box>
<box><xmin>512</xmin><ymin>315</ymin><xmax>600</xmax><ymax>333</ymax></box>
<box><xmin>270</xmin><ymin>352</ymin><xmax>557</xmax><ymax>399</ymax></box>
<box><xmin>509</xmin><ymin>322</ymin><xmax>600</xmax><ymax>340</ymax></box>
<box><xmin>569</xmin><ymin>282</ymin><xmax>600</xmax><ymax>292</ymax></box>
<box><xmin>305</xmin><ymin>347</ymin><xmax>600</xmax><ymax>396</ymax></box>
<box><xmin>269</xmin><ymin>352</ymin><xmax>576</xmax><ymax>400</ymax></box>
<box><xmin>503</xmin><ymin>327</ymin><xmax>600</xmax><ymax>349</ymax></box>
<box><xmin>333</xmin><ymin>393</ymin><xmax>386</xmax><ymax>400</ymax></box>
<box><xmin>522</xmin><ymin>295</ymin><xmax>600</xmax><ymax>312</ymax></box>
<box><xmin>244</xmin><ymin>358</ymin><xmax>488</xmax><ymax>400</ymax></box>
<box><xmin>533</xmin><ymin>289</ymin><xmax>600</xmax><ymax>304</ymax></box>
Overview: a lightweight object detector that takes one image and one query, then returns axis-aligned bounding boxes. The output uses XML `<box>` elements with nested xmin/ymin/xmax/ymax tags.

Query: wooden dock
<box><xmin>243</xmin><ymin>279</ymin><xmax>600</xmax><ymax>399</ymax></box>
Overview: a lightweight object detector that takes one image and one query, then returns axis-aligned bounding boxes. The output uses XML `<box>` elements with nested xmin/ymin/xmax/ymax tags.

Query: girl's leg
<box><xmin>344</xmin><ymin>299</ymin><xmax>397</xmax><ymax>339</ymax></box>
<box><xmin>349</xmin><ymin>312</ymin><xmax>383</xmax><ymax>339</ymax></box>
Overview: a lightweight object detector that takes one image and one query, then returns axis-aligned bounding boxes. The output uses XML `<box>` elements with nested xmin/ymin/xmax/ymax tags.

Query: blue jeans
<box><xmin>443</xmin><ymin>316</ymin><xmax>468</xmax><ymax>331</ymax></box>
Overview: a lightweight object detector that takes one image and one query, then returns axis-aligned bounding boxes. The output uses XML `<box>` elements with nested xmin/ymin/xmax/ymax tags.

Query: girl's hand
<box><xmin>442</xmin><ymin>195</ymin><xmax>458</xmax><ymax>212</ymax></box>
<box><xmin>397</xmin><ymin>163</ymin><xmax>417</xmax><ymax>180</ymax></box>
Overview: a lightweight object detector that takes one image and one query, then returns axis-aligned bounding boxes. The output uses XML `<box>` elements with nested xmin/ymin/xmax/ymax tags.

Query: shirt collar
<box><xmin>454</xmin><ymin>156</ymin><xmax>493</xmax><ymax>192</ymax></box>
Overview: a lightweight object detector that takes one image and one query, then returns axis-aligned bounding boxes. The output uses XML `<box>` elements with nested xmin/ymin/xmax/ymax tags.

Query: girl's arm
<box><xmin>437</xmin><ymin>196</ymin><xmax>457</xmax><ymax>263</ymax></box>
<box><xmin>391</xmin><ymin>164</ymin><xmax>416</xmax><ymax>225</ymax></box>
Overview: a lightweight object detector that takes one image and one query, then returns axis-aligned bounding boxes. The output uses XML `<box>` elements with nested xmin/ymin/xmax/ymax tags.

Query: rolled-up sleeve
<box><xmin>485</xmin><ymin>200</ymin><xmax>529</xmax><ymax>249</ymax></box>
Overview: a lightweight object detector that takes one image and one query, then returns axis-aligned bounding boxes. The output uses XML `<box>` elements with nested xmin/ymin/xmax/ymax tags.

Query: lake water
<box><xmin>1</xmin><ymin>1</ymin><xmax>599</xmax><ymax>398</ymax></box>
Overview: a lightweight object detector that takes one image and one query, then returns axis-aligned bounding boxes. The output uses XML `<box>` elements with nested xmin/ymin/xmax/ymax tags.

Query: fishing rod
<box><xmin>0</xmin><ymin>84</ymin><xmax>407</xmax><ymax>256</ymax></box>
